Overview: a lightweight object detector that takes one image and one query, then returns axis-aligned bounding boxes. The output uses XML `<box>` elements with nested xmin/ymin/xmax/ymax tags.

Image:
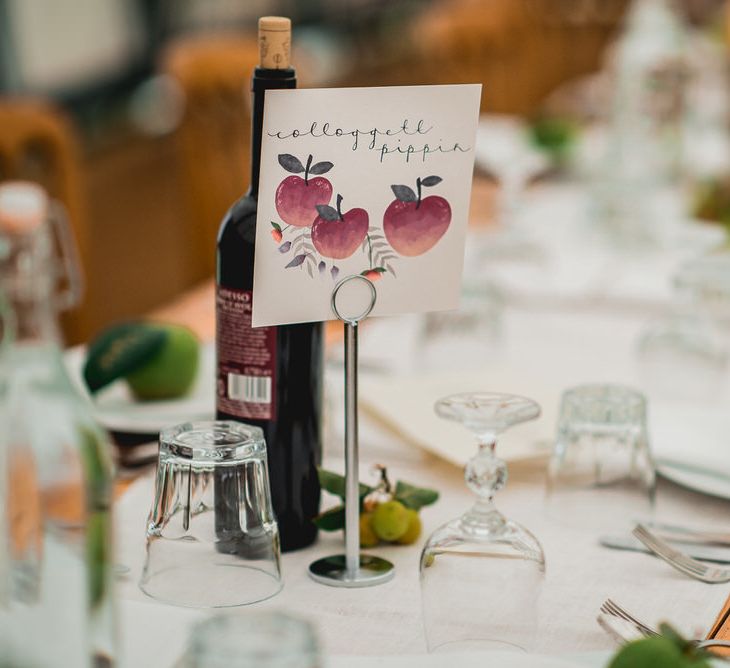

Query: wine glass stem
<box><xmin>472</xmin><ymin>497</ymin><xmax>497</xmax><ymax>517</ymax></box>
<box><xmin>481</xmin><ymin>439</ymin><xmax>498</xmax><ymax>500</ymax></box>
<box><xmin>462</xmin><ymin>438</ymin><xmax>508</xmax><ymax>533</ymax></box>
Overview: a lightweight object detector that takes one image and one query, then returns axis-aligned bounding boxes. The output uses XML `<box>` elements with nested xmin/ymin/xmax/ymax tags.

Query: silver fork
<box><xmin>598</xmin><ymin>612</ymin><xmax>647</xmax><ymax>645</ymax></box>
<box><xmin>634</xmin><ymin>524</ymin><xmax>730</xmax><ymax>584</ymax></box>
<box><xmin>599</xmin><ymin>599</ymin><xmax>730</xmax><ymax>651</ymax></box>
<box><xmin>600</xmin><ymin>599</ymin><xmax>659</xmax><ymax>637</ymax></box>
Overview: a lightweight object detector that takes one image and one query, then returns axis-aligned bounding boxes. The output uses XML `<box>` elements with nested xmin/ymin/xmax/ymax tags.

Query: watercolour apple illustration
<box><xmin>275</xmin><ymin>153</ymin><xmax>333</xmax><ymax>227</ymax></box>
<box><xmin>311</xmin><ymin>194</ymin><xmax>369</xmax><ymax>260</ymax></box>
<box><xmin>361</xmin><ymin>268</ymin><xmax>385</xmax><ymax>282</ymax></box>
<box><xmin>383</xmin><ymin>176</ymin><xmax>451</xmax><ymax>256</ymax></box>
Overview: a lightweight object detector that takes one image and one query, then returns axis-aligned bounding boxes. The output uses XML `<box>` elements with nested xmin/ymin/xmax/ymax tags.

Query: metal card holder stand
<box><xmin>308</xmin><ymin>275</ymin><xmax>395</xmax><ymax>587</ymax></box>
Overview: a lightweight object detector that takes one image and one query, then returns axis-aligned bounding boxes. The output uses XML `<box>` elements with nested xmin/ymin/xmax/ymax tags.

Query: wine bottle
<box><xmin>215</xmin><ymin>16</ymin><xmax>323</xmax><ymax>552</ymax></box>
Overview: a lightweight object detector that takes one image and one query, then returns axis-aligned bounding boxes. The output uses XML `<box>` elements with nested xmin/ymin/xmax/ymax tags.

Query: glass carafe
<box><xmin>0</xmin><ymin>181</ymin><xmax>116</xmax><ymax>666</ymax></box>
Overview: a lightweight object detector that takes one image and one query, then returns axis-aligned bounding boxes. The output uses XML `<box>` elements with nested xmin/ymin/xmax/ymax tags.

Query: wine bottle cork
<box><xmin>258</xmin><ymin>16</ymin><xmax>291</xmax><ymax>69</ymax></box>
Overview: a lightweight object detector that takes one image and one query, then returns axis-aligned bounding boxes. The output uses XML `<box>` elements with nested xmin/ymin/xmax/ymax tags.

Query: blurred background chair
<box><xmin>411</xmin><ymin>0</ymin><xmax>628</xmax><ymax>115</ymax></box>
<box><xmin>337</xmin><ymin>0</ymin><xmax>628</xmax><ymax>115</ymax></box>
<box><xmin>2</xmin><ymin>0</ymin><xmax>724</xmax><ymax>341</ymax></box>
<box><xmin>161</xmin><ymin>34</ymin><xmax>260</xmax><ymax>281</ymax></box>
<box><xmin>0</xmin><ymin>98</ymin><xmax>90</xmax><ymax>344</ymax></box>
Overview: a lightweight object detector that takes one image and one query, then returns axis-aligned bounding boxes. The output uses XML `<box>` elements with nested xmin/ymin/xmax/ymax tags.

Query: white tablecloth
<box><xmin>115</xmin><ymin>183</ymin><xmax>730</xmax><ymax>666</ymax></box>
<box><xmin>116</xmin><ymin>408</ymin><xmax>730</xmax><ymax>667</ymax></box>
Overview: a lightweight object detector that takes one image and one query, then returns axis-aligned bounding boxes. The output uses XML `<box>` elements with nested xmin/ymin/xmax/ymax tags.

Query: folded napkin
<box><xmin>358</xmin><ymin>308</ymin><xmax>639</xmax><ymax>467</ymax></box>
<box><xmin>360</xmin><ymin>369</ymin><xmax>555</xmax><ymax>466</ymax></box>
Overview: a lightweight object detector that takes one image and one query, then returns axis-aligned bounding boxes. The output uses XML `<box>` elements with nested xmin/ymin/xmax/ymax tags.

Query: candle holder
<box><xmin>308</xmin><ymin>275</ymin><xmax>395</xmax><ymax>587</ymax></box>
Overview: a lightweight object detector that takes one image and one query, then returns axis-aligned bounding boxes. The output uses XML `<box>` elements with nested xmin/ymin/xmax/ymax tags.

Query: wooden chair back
<box><xmin>411</xmin><ymin>0</ymin><xmax>628</xmax><ymax>115</ymax></box>
<box><xmin>0</xmin><ymin>98</ymin><xmax>90</xmax><ymax>344</ymax></box>
<box><xmin>161</xmin><ymin>34</ymin><xmax>260</xmax><ymax>280</ymax></box>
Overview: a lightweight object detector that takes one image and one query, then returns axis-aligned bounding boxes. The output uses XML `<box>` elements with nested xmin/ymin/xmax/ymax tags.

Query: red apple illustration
<box><xmin>311</xmin><ymin>194</ymin><xmax>369</xmax><ymax>260</ymax></box>
<box><xmin>361</xmin><ymin>268</ymin><xmax>384</xmax><ymax>282</ymax></box>
<box><xmin>270</xmin><ymin>224</ymin><xmax>283</xmax><ymax>243</ymax></box>
<box><xmin>383</xmin><ymin>176</ymin><xmax>451</xmax><ymax>256</ymax></box>
<box><xmin>275</xmin><ymin>153</ymin><xmax>333</xmax><ymax>227</ymax></box>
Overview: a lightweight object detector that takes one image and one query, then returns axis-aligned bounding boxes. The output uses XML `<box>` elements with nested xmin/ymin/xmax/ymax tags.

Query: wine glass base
<box><xmin>426</xmin><ymin>514</ymin><xmax>544</xmax><ymax>561</ymax></box>
<box><xmin>308</xmin><ymin>554</ymin><xmax>394</xmax><ymax>588</ymax></box>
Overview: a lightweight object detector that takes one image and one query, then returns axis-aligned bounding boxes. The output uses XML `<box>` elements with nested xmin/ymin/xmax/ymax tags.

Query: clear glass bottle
<box><xmin>609</xmin><ymin>0</ymin><xmax>687</xmax><ymax>181</ymax></box>
<box><xmin>593</xmin><ymin>0</ymin><xmax>688</xmax><ymax>246</ymax></box>
<box><xmin>0</xmin><ymin>181</ymin><xmax>116</xmax><ymax>666</ymax></box>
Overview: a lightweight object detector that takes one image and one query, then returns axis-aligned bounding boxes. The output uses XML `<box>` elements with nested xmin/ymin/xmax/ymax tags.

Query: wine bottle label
<box><xmin>216</xmin><ymin>287</ymin><xmax>276</xmax><ymax>420</ymax></box>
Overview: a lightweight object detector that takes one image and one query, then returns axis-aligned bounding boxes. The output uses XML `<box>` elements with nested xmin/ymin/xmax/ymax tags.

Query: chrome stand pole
<box><xmin>308</xmin><ymin>275</ymin><xmax>395</xmax><ymax>587</ymax></box>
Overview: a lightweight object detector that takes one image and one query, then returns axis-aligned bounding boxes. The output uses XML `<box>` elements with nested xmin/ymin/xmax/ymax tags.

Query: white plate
<box><xmin>650</xmin><ymin>400</ymin><xmax>730</xmax><ymax>500</ymax></box>
<box><xmin>64</xmin><ymin>342</ymin><xmax>215</xmax><ymax>434</ymax></box>
<box><xmin>657</xmin><ymin>460</ymin><xmax>730</xmax><ymax>500</ymax></box>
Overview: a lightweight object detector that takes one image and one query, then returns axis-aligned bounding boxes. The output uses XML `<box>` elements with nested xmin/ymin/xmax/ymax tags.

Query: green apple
<box><xmin>359</xmin><ymin>513</ymin><xmax>379</xmax><ymax>548</ymax></box>
<box><xmin>371</xmin><ymin>500</ymin><xmax>410</xmax><ymax>542</ymax></box>
<box><xmin>395</xmin><ymin>508</ymin><xmax>422</xmax><ymax>545</ymax></box>
<box><xmin>610</xmin><ymin>637</ymin><xmax>707</xmax><ymax>668</ymax></box>
<box><xmin>125</xmin><ymin>324</ymin><xmax>199</xmax><ymax>401</ymax></box>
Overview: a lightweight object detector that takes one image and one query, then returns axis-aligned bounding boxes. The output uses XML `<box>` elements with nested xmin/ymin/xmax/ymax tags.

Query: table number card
<box><xmin>252</xmin><ymin>84</ymin><xmax>482</xmax><ymax>327</ymax></box>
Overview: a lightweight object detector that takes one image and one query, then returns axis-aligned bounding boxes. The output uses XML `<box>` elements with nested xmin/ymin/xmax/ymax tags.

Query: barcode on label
<box><xmin>228</xmin><ymin>373</ymin><xmax>272</xmax><ymax>404</ymax></box>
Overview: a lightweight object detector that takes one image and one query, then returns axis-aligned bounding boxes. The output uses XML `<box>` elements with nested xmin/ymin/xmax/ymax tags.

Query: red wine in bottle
<box><xmin>215</xmin><ymin>16</ymin><xmax>323</xmax><ymax>552</ymax></box>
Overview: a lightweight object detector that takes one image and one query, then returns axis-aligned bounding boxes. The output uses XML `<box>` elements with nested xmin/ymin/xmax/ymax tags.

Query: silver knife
<box><xmin>600</xmin><ymin>534</ymin><xmax>730</xmax><ymax>564</ymax></box>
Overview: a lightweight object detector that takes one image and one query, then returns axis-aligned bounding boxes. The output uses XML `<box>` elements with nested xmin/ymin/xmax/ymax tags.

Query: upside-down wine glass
<box><xmin>420</xmin><ymin>392</ymin><xmax>545</xmax><ymax>653</ymax></box>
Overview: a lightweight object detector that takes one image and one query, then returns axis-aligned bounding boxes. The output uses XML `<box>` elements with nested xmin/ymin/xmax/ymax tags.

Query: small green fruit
<box><xmin>371</xmin><ymin>500</ymin><xmax>409</xmax><ymax>542</ymax></box>
<box><xmin>609</xmin><ymin>636</ymin><xmax>709</xmax><ymax>668</ymax></box>
<box><xmin>359</xmin><ymin>513</ymin><xmax>379</xmax><ymax>547</ymax></box>
<box><xmin>126</xmin><ymin>324</ymin><xmax>199</xmax><ymax>400</ymax></box>
<box><xmin>396</xmin><ymin>509</ymin><xmax>421</xmax><ymax>545</ymax></box>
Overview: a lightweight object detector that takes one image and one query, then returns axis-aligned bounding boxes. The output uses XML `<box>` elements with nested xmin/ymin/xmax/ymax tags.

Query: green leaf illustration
<box><xmin>309</xmin><ymin>161</ymin><xmax>334</xmax><ymax>175</ymax></box>
<box><xmin>278</xmin><ymin>154</ymin><xmax>305</xmax><ymax>173</ymax></box>
<box><xmin>285</xmin><ymin>254</ymin><xmax>307</xmax><ymax>268</ymax></box>
<box><xmin>315</xmin><ymin>204</ymin><xmax>340</xmax><ymax>221</ymax></box>
<box><xmin>391</xmin><ymin>185</ymin><xmax>417</xmax><ymax>203</ymax></box>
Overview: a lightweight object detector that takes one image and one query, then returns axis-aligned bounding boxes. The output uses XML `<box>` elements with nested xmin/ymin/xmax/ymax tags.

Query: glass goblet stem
<box><xmin>461</xmin><ymin>437</ymin><xmax>509</xmax><ymax>535</ymax></box>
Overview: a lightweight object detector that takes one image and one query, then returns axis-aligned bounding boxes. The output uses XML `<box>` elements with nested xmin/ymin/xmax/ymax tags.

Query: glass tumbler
<box><xmin>546</xmin><ymin>384</ymin><xmax>655</xmax><ymax>529</ymax></box>
<box><xmin>186</xmin><ymin>611</ymin><xmax>321</xmax><ymax>668</ymax></box>
<box><xmin>637</xmin><ymin>256</ymin><xmax>729</xmax><ymax>402</ymax></box>
<box><xmin>139</xmin><ymin>421</ymin><xmax>282</xmax><ymax>607</ymax></box>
